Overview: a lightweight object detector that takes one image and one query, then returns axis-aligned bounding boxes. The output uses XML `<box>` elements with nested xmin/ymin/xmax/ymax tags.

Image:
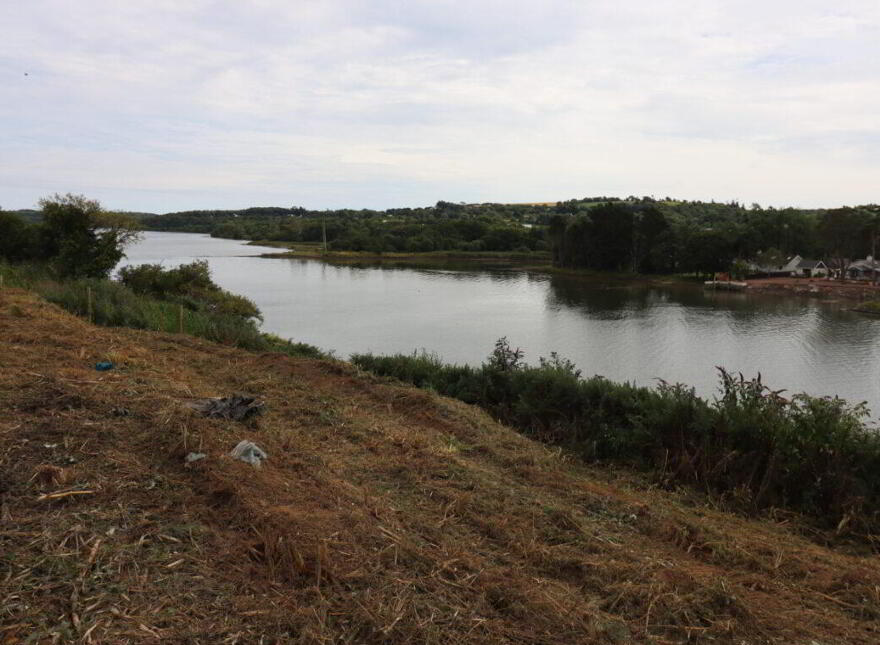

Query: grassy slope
<box><xmin>1</xmin><ymin>288</ymin><xmax>878</xmax><ymax>644</ymax></box>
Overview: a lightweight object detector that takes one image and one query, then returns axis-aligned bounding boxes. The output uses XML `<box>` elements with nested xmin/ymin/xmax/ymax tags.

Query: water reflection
<box><xmin>543</xmin><ymin>273</ymin><xmax>880</xmax><ymax>409</ymax></box>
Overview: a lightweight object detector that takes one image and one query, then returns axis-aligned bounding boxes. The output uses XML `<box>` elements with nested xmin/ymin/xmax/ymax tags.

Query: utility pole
<box><xmin>322</xmin><ymin>217</ymin><xmax>328</xmax><ymax>253</ymax></box>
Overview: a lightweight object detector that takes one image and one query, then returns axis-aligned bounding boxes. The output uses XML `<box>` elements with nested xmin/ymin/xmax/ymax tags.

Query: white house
<box><xmin>794</xmin><ymin>259</ymin><xmax>829</xmax><ymax>278</ymax></box>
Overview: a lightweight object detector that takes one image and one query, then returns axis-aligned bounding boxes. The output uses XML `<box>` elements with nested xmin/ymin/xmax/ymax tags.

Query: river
<box><xmin>119</xmin><ymin>231</ymin><xmax>880</xmax><ymax>414</ymax></box>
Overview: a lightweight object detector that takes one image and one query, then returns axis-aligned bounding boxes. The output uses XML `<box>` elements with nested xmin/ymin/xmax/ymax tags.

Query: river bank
<box><xmin>2</xmin><ymin>286</ymin><xmax>879</xmax><ymax>643</ymax></box>
<box><xmin>250</xmin><ymin>240</ymin><xmax>695</xmax><ymax>287</ymax></box>
<box><xmin>746</xmin><ymin>277</ymin><xmax>880</xmax><ymax>302</ymax></box>
<box><xmin>250</xmin><ymin>240</ymin><xmax>551</xmax><ymax>267</ymax></box>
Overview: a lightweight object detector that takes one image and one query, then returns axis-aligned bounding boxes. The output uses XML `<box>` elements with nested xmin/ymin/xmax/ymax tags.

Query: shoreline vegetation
<box><xmin>0</xmin><ymin>261</ymin><xmax>325</xmax><ymax>360</ymax></box>
<box><xmin>253</xmin><ymin>241</ymin><xmax>553</xmax><ymax>266</ymax></box>
<box><xmin>353</xmin><ymin>342</ymin><xmax>880</xmax><ymax>539</ymax></box>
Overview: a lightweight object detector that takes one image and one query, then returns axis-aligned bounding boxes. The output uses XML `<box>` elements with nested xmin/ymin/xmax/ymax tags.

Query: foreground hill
<box><xmin>1</xmin><ymin>289</ymin><xmax>878</xmax><ymax>643</ymax></box>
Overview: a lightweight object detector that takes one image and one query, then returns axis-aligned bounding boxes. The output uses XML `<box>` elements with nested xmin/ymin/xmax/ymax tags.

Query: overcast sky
<box><xmin>1</xmin><ymin>1</ymin><xmax>878</xmax><ymax>212</ymax></box>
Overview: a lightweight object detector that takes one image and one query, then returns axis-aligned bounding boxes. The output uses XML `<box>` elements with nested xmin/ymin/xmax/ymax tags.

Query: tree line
<box><xmin>548</xmin><ymin>198</ymin><xmax>880</xmax><ymax>276</ymax></box>
<box><xmin>142</xmin><ymin>200</ymin><xmax>553</xmax><ymax>254</ymax></box>
<box><xmin>7</xmin><ymin>195</ymin><xmax>880</xmax><ymax>275</ymax></box>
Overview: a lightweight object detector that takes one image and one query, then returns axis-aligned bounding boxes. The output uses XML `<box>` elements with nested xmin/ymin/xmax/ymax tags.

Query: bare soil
<box><xmin>747</xmin><ymin>277</ymin><xmax>880</xmax><ymax>301</ymax></box>
<box><xmin>1</xmin><ymin>288</ymin><xmax>878</xmax><ymax>643</ymax></box>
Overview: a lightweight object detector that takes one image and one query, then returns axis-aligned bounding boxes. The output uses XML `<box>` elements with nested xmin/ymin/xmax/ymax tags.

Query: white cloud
<box><xmin>1</xmin><ymin>0</ymin><xmax>878</xmax><ymax>211</ymax></box>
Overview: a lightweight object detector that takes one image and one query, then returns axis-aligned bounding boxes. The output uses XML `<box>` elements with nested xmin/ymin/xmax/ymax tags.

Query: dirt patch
<box><xmin>747</xmin><ymin>277</ymin><xmax>880</xmax><ymax>302</ymax></box>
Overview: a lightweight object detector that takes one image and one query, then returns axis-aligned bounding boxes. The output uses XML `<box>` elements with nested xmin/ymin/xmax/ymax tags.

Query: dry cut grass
<box><xmin>1</xmin><ymin>287</ymin><xmax>879</xmax><ymax>643</ymax></box>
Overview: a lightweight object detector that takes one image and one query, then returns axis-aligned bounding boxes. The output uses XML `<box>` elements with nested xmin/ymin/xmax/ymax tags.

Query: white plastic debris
<box><xmin>185</xmin><ymin>452</ymin><xmax>207</xmax><ymax>463</ymax></box>
<box><xmin>229</xmin><ymin>440</ymin><xmax>268</xmax><ymax>467</ymax></box>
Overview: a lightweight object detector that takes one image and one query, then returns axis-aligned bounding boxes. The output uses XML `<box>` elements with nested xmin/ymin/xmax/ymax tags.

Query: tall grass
<box><xmin>0</xmin><ymin>262</ymin><xmax>325</xmax><ymax>359</ymax></box>
<box><xmin>353</xmin><ymin>340</ymin><xmax>880</xmax><ymax>534</ymax></box>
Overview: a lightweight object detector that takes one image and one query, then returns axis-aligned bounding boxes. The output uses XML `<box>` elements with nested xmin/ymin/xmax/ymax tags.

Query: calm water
<box><xmin>119</xmin><ymin>231</ymin><xmax>880</xmax><ymax>414</ymax></box>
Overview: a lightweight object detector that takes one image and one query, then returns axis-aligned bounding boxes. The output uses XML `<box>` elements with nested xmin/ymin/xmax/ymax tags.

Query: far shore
<box><xmin>249</xmin><ymin>241</ymin><xmax>690</xmax><ymax>286</ymax></box>
<box><xmin>746</xmin><ymin>276</ymin><xmax>880</xmax><ymax>302</ymax></box>
<box><xmin>245</xmin><ymin>239</ymin><xmax>880</xmax><ymax>302</ymax></box>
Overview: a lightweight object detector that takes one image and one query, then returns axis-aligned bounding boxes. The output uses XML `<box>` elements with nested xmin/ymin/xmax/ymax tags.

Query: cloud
<box><xmin>1</xmin><ymin>0</ymin><xmax>878</xmax><ymax>211</ymax></box>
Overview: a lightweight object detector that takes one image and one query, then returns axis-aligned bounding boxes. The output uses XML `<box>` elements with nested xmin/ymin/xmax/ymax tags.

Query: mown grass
<box><xmin>0</xmin><ymin>262</ymin><xmax>325</xmax><ymax>359</ymax></box>
<box><xmin>352</xmin><ymin>340</ymin><xmax>880</xmax><ymax>536</ymax></box>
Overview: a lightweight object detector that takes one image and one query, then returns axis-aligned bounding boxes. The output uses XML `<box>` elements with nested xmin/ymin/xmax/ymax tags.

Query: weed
<box><xmin>353</xmin><ymin>344</ymin><xmax>880</xmax><ymax>534</ymax></box>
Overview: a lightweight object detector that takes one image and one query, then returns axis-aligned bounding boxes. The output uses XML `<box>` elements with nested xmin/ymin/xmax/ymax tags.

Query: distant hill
<box><xmin>6</xmin><ymin>209</ymin><xmax>43</xmax><ymax>223</ymax></box>
<box><xmin>3</xmin><ymin>209</ymin><xmax>156</xmax><ymax>223</ymax></box>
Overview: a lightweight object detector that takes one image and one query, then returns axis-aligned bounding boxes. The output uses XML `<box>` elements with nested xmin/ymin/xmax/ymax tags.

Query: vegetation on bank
<box><xmin>0</xmin><ymin>194</ymin><xmax>140</xmax><ymax>278</ymax></box>
<box><xmin>0</xmin><ymin>262</ymin><xmax>324</xmax><ymax>359</ymax></box>
<box><xmin>0</xmin><ymin>194</ymin><xmax>323</xmax><ymax>358</ymax></box>
<box><xmin>256</xmin><ymin>242</ymin><xmax>551</xmax><ymax>267</ymax></box>
<box><xmin>353</xmin><ymin>340</ymin><xmax>880</xmax><ymax>535</ymax></box>
<box><xmin>119</xmin><ymin>260</ymin><xmax>262</xmax><ymax>320</ymax></box>
<box><xmin>0</xmin><ymin>196</ymin><xmax>529</xmax><ymax>358</ymax></box>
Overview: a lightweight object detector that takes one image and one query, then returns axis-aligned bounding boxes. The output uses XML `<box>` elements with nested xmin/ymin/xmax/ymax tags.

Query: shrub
<box><xmin>352</xmin><ymin>342</ymin><xmax>880</xmax><ymax>534</ymax></box>
<box><xmin>119</xmin><ymin>261</ymin><xmax>261</xmax><ymax>320</ymax></box>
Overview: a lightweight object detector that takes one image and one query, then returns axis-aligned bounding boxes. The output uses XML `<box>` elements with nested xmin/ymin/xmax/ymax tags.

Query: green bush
<box><xmin>0</xmin><ymin>195</ymin><xmax>141</xmax><ymax>278</ymax></box>
<box><xmin>352</xmin><ymin>343</ymin><xmax>880</xmax><ymax>534</ymax></box>
<box><xmin>119</xmin><ymin>261</ymin><xmax>261</xmax><ymax>320</ymax></box>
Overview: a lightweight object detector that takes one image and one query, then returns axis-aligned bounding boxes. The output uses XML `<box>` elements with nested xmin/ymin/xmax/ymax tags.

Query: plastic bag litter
<box><xmin>229</xmin><ymin>440</ymin><xmax>267</xmax><ymax>467</ymax></box>
<box><xmin>186</xmin><ymin>393</ymin><xmax>265</xmax><ymax>421</ymax></box>
<box><xmin>185</xmin><ymin>452</ymin><xmax>207</xmax><ymax>463</ymax></box>
<box><xmin>95</xmin><ymin>361</ymin><xmax>114</xmax><ymax>371</ymax></box>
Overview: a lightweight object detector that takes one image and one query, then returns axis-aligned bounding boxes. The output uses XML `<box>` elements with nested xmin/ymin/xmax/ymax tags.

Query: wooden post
<box><xmin>87</xmin><ymin>286</ymin><xmax>93</xmax><ymax>323</ymax></box>
<box><xmin>178</xmin><ymin>304</ymin><xmax>184</xmax><ymax>334</ymax></box>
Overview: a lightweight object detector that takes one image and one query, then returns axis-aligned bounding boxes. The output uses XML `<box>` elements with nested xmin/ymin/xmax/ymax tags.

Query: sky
<box><xmin>1</xmin><ymin>1</ymin><xmax>878</xmax><ymax>213</ymax></box>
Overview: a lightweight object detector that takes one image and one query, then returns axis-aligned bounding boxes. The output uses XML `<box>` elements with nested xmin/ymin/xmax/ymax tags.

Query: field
<box><xmin>1</xmin><ymin>288</ymin><xmax>879</xmax><ymax>643</ymax></box>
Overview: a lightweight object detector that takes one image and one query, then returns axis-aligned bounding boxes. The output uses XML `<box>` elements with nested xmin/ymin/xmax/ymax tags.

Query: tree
<box><xmin>0</xmin><ymin>210</ymin><xmax>41</xmax><ymax>261</ymax></box>
<box><xmin>38</xmin><ymin>194</ymin><xmax>140</xmax><ymax>278</ymax></box>
<box><xmin>631</xmin><ymin>206</ymin><xmax>668</xmax><ymax>273</ymax></box>
<box><xmin>819</xmin><ymin>207</ymin><xmax>871</xmax><ymax>280</ymax></box>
